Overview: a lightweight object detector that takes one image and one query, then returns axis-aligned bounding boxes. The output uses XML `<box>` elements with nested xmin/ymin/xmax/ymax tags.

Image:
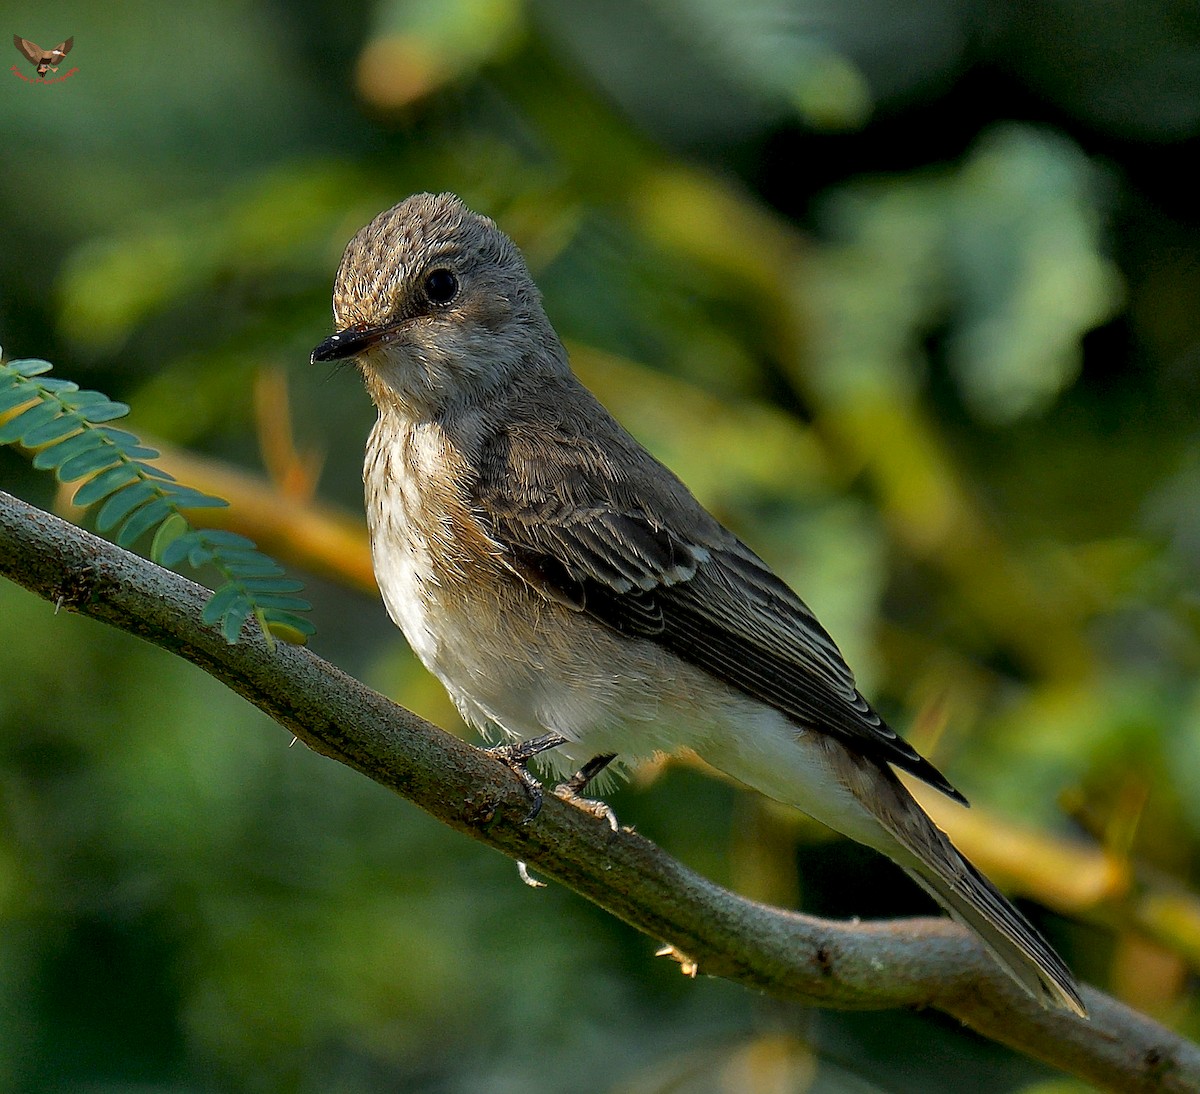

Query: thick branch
<box><xmin>1</xmin><ymin>488</ymin><xmax>1196</xmax><ymax>1092</ymax></box>
<box><xmin>120</xmin><ymin>444</ymin><xmax>1200</xmax><ymax>968</ymax></box>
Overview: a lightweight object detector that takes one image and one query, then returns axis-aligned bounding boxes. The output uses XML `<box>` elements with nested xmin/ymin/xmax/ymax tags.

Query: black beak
<box><xmin>310</xmin><ymin>324</ymin><xmax>390</xmax><ymax>364</ymax></box>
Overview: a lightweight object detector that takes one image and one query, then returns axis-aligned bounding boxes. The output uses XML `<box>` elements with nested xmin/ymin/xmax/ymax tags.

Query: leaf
<box><xmin>151</xmin><ymin>513</ymin><xmax>191</xmax><ymax>563</ymax></box>
<box><xmin>0</xmin><ymin>387</ymin><xmax>39</xmax><ymax>414</ymax></box>
<box><xmin>63</xmin><ymin>389</ymin><xmax>115</xmax><ymax>408</ymax></box>
<box><xmin>72</xmin><ymin>463</ymin><xmax>144</xmax><ymax>507</ymax></box>
<box><xmin>135</xmin><ymin>463</ymin><xmax>177</xmax><ymax>483</ymax></box>
<box><xmin>199</xmin><ymin>545</ymin><xmax>264</xmax><ymax>562</ymax></box>
<box><xmin>195</xmin><ymin>528</ymin><xmax>258</xmax><ymax>550</ymax></box>
<box><xmin>243</xmin><ymin>593</ymin><xmax>312</xmax><ymax>611</ymax></box>
<box><xmin>116</xmin><ymin>495</ymin><xmax>176</xmax><ymax>547</ymax></box>
<box><xmin>220</xmin><ymin>598</ymin><xmax>255</xmax><ymax>644</ymax></box>
<box><xmin>154</xmin><ymin>526</ymin><xmax>199</xmax><ymax>567</ymax></box>
<box><xmin>94</xmin><ymin>479</ymin><xmax>159</xmax><ymax>531</ymax></box>
<box><xmin>236</xmin><ymin>576</ymin><xmax>305</xmax><ymax>593</ymax></box>
<box><xmin>91</xmin><ymin>427</ymin><xmax>151</xmax><ymax>451</ymax></box>
<box><xmin>56</xmin><ymin>443</ymin><xmax>126</xmax><ymax>483</ymax></box>
<box><xmin>118</xmin><ymin>445</ymin><xmax>164</xmax><ymax>461</ymax></box>
<box><xmin>162</xmin><ymin>485</ymin><xmax>228</xmax><ymax>511</ymax></box>
<box><xmin>20</xmin><ymin>415</ymin><xmax>84</xmax><ymax>450</ymax></box>
<box><xmin>34</xmin><ymin>377</ymin><xmax>81</xmax><ymax>394</ymax></box>
<box><xmin>200</xmin><ymin>584</ymin><xmax>243</xmax><ymax>626</ymax></box>
<box><xmin>77</xmin><ymin>400</ymin><xmax>133</xmax><ymax>424</ymax></box>
<box><xmin>10</xmin><ymin>358</ymin><xmax>53</xmax><ymax>376</ymax></box>
<box><xmin>42</xmin><ymin>387</ymin><xmax>130</xmax><ymax>423</ymax></box>
<box><xmin>187</xmin><ymin>542</ymin><xmax>218</xmax><ymax>568</ymax></box>
<box><xmin>32</xmin><ymin>428</ymin><xmax>100</xmax><ymax>471</ymax></box>
<box><xmin>0</xmin><ymin>400</ymin><xmax>61</xmax><ymax>444</ymax></box>
<box><xmin>207</xmin><ymin>555</ymin><xmax>282</xmax><ymax>577</ymax></box>
<box><xmin>263</xmin><ymin>616</ymin><xmax>313</xmax><ymax>644</ymax></box>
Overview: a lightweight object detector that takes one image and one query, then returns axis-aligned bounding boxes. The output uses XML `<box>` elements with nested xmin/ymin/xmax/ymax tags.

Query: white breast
<box><xmin>363</xmin><ymin>416</ymin><xmax>449</xmax><ymax>674</ymax></box>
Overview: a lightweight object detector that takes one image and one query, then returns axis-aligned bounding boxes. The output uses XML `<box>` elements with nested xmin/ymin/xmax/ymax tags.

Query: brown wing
<box><xmin>14</xmin><ymin>36</ymin><xmax>43</xmax><ymax>64</ymax></box>
<box><xmin>472</xmin><ymin>405</ymin><xmax>966</xmax><ymax>804</ymax></box>
<box><xmin>55</xmin><ymin>38</ymin><xmax>74</xmax><ymax>56</ymax></box>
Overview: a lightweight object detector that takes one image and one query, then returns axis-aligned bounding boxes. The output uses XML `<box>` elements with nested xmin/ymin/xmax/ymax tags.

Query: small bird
<box><xmin>12</xmin><ymin>35</ymin><xmax>73</xmax><ymax>77</ymax></box>
<box><xmin>312</xmin><ymin>192</ymin><xmax>1085</xmax><ymax>1016</ymax></box>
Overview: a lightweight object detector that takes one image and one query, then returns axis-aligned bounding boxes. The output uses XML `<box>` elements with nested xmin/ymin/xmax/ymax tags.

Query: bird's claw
<box><xmin>555</xmin><ymin>752</ymin><xmax>619</xmax><ymax>831</ymax></box>
<box><xmin>489</xmin><ymin>739</ymin><xmax>619</xmax><ymax>830</ymax></box>
<box><xmin>487</xmin><ymin>732</ymin><xmax>568</xmax><ymax>820</ymax></box>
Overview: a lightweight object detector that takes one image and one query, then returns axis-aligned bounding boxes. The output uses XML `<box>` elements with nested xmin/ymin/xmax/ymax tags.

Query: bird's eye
<box><xmin>423</xmin><ymin>268</ymin><xmax>459</xmax><ymax>306</ymax></box>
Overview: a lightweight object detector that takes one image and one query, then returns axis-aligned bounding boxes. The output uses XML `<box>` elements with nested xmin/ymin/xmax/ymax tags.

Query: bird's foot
<box><xmin>487</xmin><ymin>732</ymin><xmax>568</xmax><ymax>820</ymax></box>
<box><xmin>554</xmin><ymin>753</ymin><xmax>619</xmax><ymax>832</ymax></box>
<box><xmin>510</xmin><ymin>751</ymin><xmax>618</xmax><ymax>890</ymax></box>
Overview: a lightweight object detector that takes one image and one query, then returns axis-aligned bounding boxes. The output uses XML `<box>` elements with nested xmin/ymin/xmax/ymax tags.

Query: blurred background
<box><xmin>2</xmin><ymin>0</ymin><xmax>1199</xmax><ymax>1090</ymax></box>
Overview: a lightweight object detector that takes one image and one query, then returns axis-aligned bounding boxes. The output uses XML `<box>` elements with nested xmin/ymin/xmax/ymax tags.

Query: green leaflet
<box><xmin>73</xmin><ymin>463</ymin><xmax>144</xmax><ymax>507</ymax></box>
<box><xmin>117</xmin><ymin>496</ymin><xmax>178</xmax><ymax>548</ymax></box>
<box><xmin>95</xmin><ymin>478</ymin><xmax>161</xmax><ymax>531</ymax></box>
<box><xmin>0</xmin><ymin>399</ymin><xmax>62</xmax><ymax>444</ymax></box>
<box><xmin>151</xmin><ymin>513</ymin><xmax>189</xmax><ymax>564</ymax></box>
<box><xmin>0</xmin><ymin>353</ymin><xmax>315</xmax><ymax>643</ymax></box>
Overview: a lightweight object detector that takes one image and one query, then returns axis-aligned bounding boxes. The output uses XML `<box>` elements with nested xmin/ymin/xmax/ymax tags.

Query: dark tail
<box><xmin>903</xmin><ymin>851</ymin><xmax>1086</xmax><ymax>1016</ymax></box>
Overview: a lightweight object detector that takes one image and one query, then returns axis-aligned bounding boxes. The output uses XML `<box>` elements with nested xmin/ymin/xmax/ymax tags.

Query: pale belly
<box><xmin>368</xmin><ymin>519</ymin><xmax>894</xmax><ymax>852</ymax></box>
<box><xmin>370</xmin><ymin>518</ymin><xmax>691</xmax><ymax>768</ymax></box>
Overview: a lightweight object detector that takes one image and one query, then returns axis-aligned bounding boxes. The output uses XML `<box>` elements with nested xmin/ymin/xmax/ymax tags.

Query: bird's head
<box><xmin>312</xmin><ymin>192</ymin><xmax>562</xmax><ymax>418</ymax></box>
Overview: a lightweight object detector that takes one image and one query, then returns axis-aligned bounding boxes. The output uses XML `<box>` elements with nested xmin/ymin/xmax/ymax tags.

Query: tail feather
<box><xmin>837</xmin><ymin>750</ymin><xmax>1087</xmax><ymax>1016</ymax></box>
<box><xmin>903</xmin><ymin>858</ymin><xmax>1086</xmax><ymax>1016</ymax></box>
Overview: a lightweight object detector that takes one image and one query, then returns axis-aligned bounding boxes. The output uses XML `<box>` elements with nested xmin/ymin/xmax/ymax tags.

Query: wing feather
<box><xmin>14</xmin><ymin>36</ymin><xmax>42</xmax><ymax>63</ymax></box>
<box><xmin>472</xmin><ymin>407</ymin><xmax>965</xmax><ymax>803</ymax></box>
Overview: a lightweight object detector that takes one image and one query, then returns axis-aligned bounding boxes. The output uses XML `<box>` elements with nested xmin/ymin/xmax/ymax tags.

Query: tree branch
<box><xmin>118</xmin><ymin>440</ymin><xmax>1200</xmax><ymax>974</ymax></box>
<box><xmin>1</xmin><ymin>488</ymin><xmax>1196</xmax><ymax>1092</ymax></box>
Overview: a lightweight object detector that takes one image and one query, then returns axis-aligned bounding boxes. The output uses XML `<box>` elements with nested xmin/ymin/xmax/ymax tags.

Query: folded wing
<box><xmin>474</xmin><ymin>419</ymin><xmax>965</xmax><ymax>803</ymax></box>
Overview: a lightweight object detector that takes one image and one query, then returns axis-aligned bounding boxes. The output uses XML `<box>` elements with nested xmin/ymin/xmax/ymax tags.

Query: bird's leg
<box><xmin>487</xmin><ymin>731</ymin><xmax>568</xmax><ymax>819</ymax></box>
<box><xmin>559</xmin><ymin>752</ymin><xmax>617</xmax><ymax>795</ymax></box>
<box><xmin>555</xmin><ymin>753</ymin><xmax>620</xmax><ymax>831</ymax></box>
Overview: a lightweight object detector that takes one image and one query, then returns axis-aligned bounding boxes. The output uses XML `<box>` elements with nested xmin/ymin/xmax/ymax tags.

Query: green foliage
<box><xmin>0</xmin><ymin>355</ymin><xmax>314</xmax><ymax>645</ymax></box>
<box><xmin>807</xmin><ymin>126</ymin><xmax>1121</xmax><ymax>424</ymax></box>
